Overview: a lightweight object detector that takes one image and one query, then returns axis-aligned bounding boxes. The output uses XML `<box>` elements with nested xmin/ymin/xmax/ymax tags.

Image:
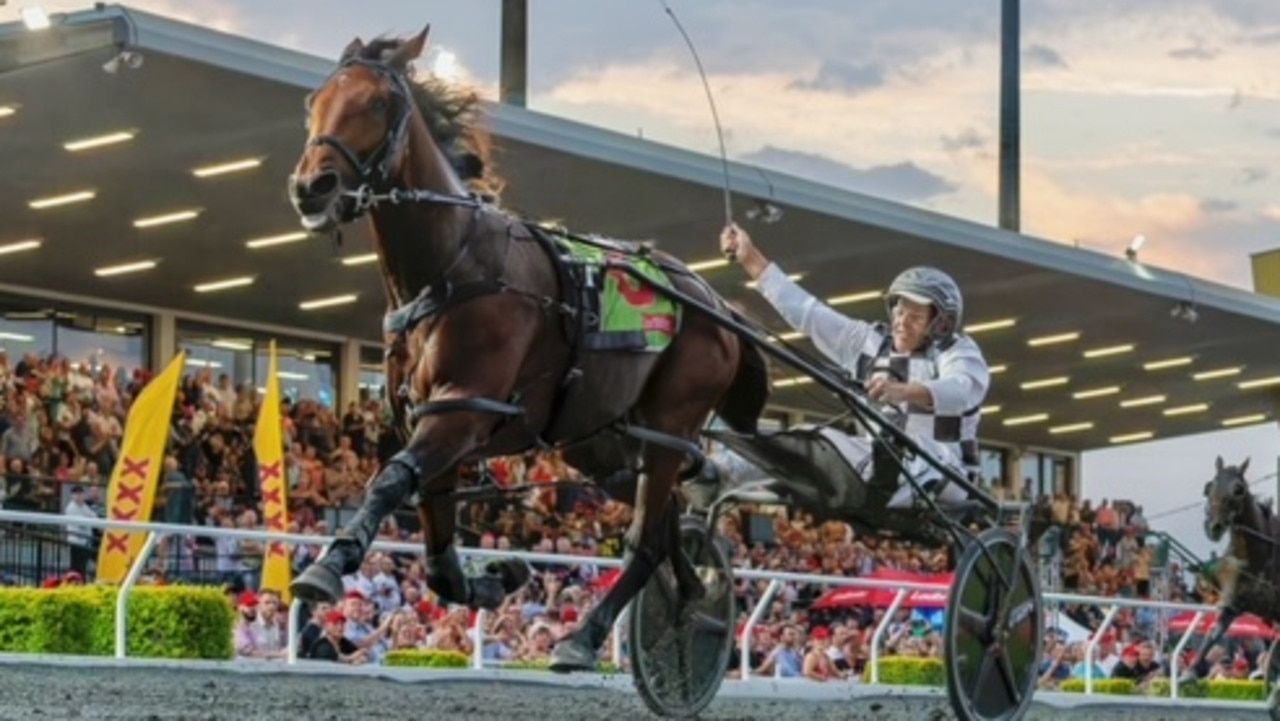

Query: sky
<box><xmin>5</xmin><ymin>0</ymin><xmax>1280</xmax><ymax>559</ymax></box>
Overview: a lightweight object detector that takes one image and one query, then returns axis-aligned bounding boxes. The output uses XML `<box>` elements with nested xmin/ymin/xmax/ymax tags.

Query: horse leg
<box><xmin>291</xmin><ymin>410</ymin><xmax>528</xmax><ymax>606</ymax></box>
<box><xmin>1183</xmin><ymin>605</ymin><xmax>1239</xmax><ymax>682</ymax></box>
<box><xmin>417</xmin><ymin>464</ymin><xmax>529</xmax><ymax>609</ymax></box>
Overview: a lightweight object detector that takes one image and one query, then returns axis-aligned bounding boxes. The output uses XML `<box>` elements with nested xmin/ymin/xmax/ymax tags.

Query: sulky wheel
<box><xmin>1266</xmin><ymin>637</ymin><xmax>1280</xmax><ymax>721</ymax></box>
<box><xmin>943</xmin><ymin>527</ymin><xmax>1043</xmax><ymax>721</ymax></box>
<box><xmin>629</xmin><ymin>515</ymin><xmax>736</xmax><ymax>719</ymax></box>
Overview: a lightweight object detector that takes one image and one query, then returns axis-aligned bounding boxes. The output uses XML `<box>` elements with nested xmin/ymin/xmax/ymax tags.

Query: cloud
<box><xmin>1200</xmin><ymin>198</ymin><xmax>1239</xmax><ymax>214</ymax></box>
<box><xmin>1168</xmin><ymin>43</ymin><xmax>1219</xmax><ymax>61</ymax></box>
<box><xmin>1024</xmin><ymin>44</ymin><xmax>1068</xmax><ymax>69</ymax></box>
<box><xmin>739</xmin><ymin>145</ymin><xmax>956</xmax><ymax>203</ymax></box>
<box><xmin>789</xmin><ymin>61</ymin><xmax>885</xmax><ymax>94</ymax></box>
<box><xmin>940</xmin><ymin>128</ymin><xmax>987</xmax><ymax>153</ymax></box>
<box><xmin>1237</xmin><ymin>167</ymin><xmax>1269</xmax><ymax>184</ymax></box>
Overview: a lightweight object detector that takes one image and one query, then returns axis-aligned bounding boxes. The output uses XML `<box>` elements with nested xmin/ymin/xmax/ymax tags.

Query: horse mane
<box><xmin>357</xmin><ymin>36</ymin><xmax>505</xmax><ymax>200</ymax></box>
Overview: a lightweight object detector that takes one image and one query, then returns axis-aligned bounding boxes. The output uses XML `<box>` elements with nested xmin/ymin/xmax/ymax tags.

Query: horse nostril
<box><xmin>294</xmin><ymin>170</ymin><xmax>340</xmax><ymax>200</ymax></box>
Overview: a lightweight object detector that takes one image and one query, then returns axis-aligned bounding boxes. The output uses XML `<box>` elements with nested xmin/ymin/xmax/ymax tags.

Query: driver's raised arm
<box><xmin>720</xmin><ymin>223</ymin><xmax>872</xmax><ymax>369</ymax></box>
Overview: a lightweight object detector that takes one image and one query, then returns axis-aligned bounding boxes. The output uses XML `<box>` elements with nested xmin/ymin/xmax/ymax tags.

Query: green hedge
<box><xmin>503</xmin><ymin>658</ymin><xmax>623</xmax><ymax>675</ymax></box>
<box><xmin>866</xmin><ymin>656</ymin><xmax>945</xmax><ymax>686</ymax></box>
<box><xmin>0</xmin><ymin>585</ymin><xmax>233</xmax><ymax>659</ymax></box>
<box><xmin>1059</xmin><ymin>678</ymin><xmax>1137</xmax><ymax>695</ymax></box>
<box><xmin>384</xmin><ymin>649</ymin><xmax>471</xmax><ymax>668</ymax></box>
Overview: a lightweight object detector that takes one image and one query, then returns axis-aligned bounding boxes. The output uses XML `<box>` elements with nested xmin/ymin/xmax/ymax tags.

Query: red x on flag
<box><xmin>268</xmin><ymin>541</ymin><xmax>288</xmax><ymax>558</ymax></box>
<box><xmin>259</xmin><ymin>461</ymin><xmax>282</xmax><ymax>482</ymax></box>
<box><xmin>121</xmin><ymin>457</ymin><xmax>150</xmax><ymax>480</ymax></box>
<box><xmin>105</xmin><ymin>532</ymin><xmax>130</xmax><ymax>555</ymax></box>
<box><xmin>117</xmin><ymin>481</ymin><xmax>143</xmax><ymax>507</ymax></box>
<box><xmin>263</xmin><ymin>488</ymin><xmax>282</xmax><ymax>507</ymax></box>
<box><xmin>266</xmin><ymin>511</ymin><xmax>284</xmax><ymax>531</ymax></box>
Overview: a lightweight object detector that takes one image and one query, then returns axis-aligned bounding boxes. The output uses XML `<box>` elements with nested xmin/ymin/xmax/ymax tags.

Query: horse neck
<box><xmin>368</xmin><ymin>117</ymin><xmax>472</xmax><ymax>307</ymax></box>
<box><xmin>1230</xmin><ymin>501</ymin><xmax>1273</xmax><ymax>568</ymax></box>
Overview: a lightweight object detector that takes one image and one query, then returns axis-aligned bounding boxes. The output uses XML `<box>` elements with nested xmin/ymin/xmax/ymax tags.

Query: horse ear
<box><xmin>1216</xmin><ymin>455</ymin><xmax>1224</xmax><ymax>473</ymax></box>
<box><xmin>390</xmin><ymin>24</ymin><xmax>430</xmax><ymax>68</ymax></box>
<box><xmin>341</xmin><ymin>37</ymin><xmax>365</xmax><ymax>62</ymax></box>
<box><xmin>1242</xmin><ymin>457</ymin><xmax>1251</xmax><ymax>475</ymax></box>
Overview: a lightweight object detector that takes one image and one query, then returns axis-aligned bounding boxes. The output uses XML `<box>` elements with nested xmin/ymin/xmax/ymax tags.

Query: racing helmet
<box><xmin>884</xmin><ymin>266</ymin><xmax>964</xmax><ymax>343</ymax></box>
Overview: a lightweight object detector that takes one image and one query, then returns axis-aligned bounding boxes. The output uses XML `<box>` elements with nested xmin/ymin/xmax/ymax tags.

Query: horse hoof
<box><xmin>291</xmin><ymin>563</ymin><xmax>344</xmax><ymax>604</ymax></box>
<box><xmin>548</xmin><ymin>638</ymin><xmax>598</xmax><ymax>674</ymax></box>
<box><xmin>486</xmin><ymin>557</ymin><xmax>533</xmax><ymax>594</ymax></box>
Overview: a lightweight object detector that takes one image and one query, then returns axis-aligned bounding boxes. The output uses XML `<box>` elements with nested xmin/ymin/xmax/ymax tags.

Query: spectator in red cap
<box><xmin>305</xmin><ymin>610</ymin><xmax>368</xmax><ymax>664</ymax></box>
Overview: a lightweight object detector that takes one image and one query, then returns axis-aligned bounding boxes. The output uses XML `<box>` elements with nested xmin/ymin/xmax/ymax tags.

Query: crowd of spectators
<box><xmin>0</xmin><ymin>351</ymin><xmax>1269</xmax><ymax>687</ymax></box>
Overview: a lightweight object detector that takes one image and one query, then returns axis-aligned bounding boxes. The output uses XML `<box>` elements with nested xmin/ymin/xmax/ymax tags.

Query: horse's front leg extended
<box><xmin>1184</xmin><ymin>603</ymin><xmax>1240</xmax><ymax>682</ymax></box>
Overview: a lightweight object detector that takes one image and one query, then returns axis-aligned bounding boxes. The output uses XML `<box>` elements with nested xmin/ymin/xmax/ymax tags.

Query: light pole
<box><xmin>998</xmin><ymin>0</ymin><xmax>1020</xmax><ymax>232</ymax></box>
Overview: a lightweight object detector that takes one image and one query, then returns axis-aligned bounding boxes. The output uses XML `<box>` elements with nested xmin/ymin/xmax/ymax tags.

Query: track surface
<box><xmin>0</xmin><ymin>664</ymin><xmax>1266</xmax><ymax>721</ymax></box>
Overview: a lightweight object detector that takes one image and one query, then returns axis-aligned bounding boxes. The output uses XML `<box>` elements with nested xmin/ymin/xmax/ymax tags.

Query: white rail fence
<box><xmin>0</xmin><ymin>510</ymin><xmax>1220</xmax><ymax>698</ymax></box>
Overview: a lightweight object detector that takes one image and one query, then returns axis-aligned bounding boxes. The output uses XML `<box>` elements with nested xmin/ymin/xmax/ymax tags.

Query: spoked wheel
<box><xmin>629</xmin><ymin>515</ymin><xmax>736</xmax><ymax>719</ymax></box>
<box><xmin>944</xmin><ymin>527</ymin><xmax>1043</xmax><ymax>721</ymax></box>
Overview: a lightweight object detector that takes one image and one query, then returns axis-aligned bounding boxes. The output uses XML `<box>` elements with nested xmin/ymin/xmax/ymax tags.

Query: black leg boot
<box><xmin>291</xmin><ymin>453</ymin><xmax>419</xmax><ymax>603</ymax></box>
<box><xmin>426</xmin><ymin>544</ymin><xmax>534</xmax><ymax>611</ymax></box>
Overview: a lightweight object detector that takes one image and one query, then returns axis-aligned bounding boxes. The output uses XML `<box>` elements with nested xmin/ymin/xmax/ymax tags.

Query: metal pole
<box><xmin>998</xmin><ymin>0</ymin><xmax>1020</xmax><ymax>232</ymax></box>
<box><xmin>499</xmin><ymin>0</ymin><xmax>528</xmax><ymax>107</ymax></box>
<box><xmin>114</xmin><ymin>532</ymin><xmax>164</xmax><ymax>659</ymax></box>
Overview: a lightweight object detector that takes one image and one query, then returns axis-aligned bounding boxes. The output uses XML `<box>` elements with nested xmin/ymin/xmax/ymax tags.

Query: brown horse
<box><xmin>285</xmin><ymin>25</ymin><xmax>768</xmax><ymax>671</ymax></box>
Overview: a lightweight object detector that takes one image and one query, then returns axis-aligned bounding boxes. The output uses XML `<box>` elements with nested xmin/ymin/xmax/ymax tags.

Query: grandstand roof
<box><xmin>1</xmin><ymin>4</ymin><xmax>1279</xmax><ymax>453</ymax></box>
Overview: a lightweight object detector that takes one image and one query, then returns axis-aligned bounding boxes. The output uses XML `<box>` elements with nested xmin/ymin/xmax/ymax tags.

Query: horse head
<box><xmin>1204</xmin><ymin>455</ymin><xmax>1252</xmax><ymax>542</ymax></box>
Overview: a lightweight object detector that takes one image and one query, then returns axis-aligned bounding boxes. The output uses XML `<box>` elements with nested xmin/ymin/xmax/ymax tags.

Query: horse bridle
<box><xmin>304</xmin><ymin>56</ymin><xmax>482</xmax><ymax>219</ymax></box>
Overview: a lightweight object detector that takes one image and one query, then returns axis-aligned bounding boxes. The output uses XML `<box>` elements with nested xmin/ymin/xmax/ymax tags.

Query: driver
<box><xmin>717</xmin><ymin>222</ymin><xmax>990</xmax><ymax>508</ymax></box>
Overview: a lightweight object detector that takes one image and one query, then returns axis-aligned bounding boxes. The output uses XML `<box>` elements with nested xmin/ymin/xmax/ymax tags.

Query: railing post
<box><xmin>739</xmin><ymin>580</ymin><xmax>780</xmax><ymax>679</ymax></box>
<box><xmin>1169</xmin><ymin>610</ymin><xmax>1205</xmax><ymax>700</ymax></box>
<box><xmin>114</xmin><ymin>532</ymin><xmax>164</xmax><ymax>660</ymax></box>
<box><xmin>869</xmin><ymin>589</ymin><xmax>908</xmax><ymax>686</ymax></box>
<box><xmin>611</xmin><ymin>603</ymin><xmax>627</xmax><ymax>668</ymax></box>
<box><xmin>473</xmin><ymin>609</ymin><xmax>486</xmax><ymax>669</ymax></box>
<box><xmin>1083</xmin><ymin>604</ymin><xmax>1120</xmax><ymax>696</ymax></box>
<box><xmin>286</xmin><ymin>598</ymin><xmax>303</xmax><ymax>664</ymax></box>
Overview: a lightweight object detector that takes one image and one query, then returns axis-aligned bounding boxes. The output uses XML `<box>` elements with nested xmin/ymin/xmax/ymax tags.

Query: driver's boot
<box><xmin>291</xmin><ymin>457</ymin><xmax>417</xmax><ymax>603</ymax></box>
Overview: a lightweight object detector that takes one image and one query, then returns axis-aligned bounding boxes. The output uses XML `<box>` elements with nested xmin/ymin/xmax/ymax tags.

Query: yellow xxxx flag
<box><xmin>95</xmin><ymin>351</ymin><xmax>186</xmax><ymax>584</ymax></box>
<box><xmin>256</xmin><ymin>340</ymin><xmax>292</xmax><ymax>602</ymax></box>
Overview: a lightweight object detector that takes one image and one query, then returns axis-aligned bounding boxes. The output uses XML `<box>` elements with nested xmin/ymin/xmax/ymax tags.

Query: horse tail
<box><xmin>715</xmin><ymin>311</ymin><xmax>770</xmax><ymax>433</ymax></box>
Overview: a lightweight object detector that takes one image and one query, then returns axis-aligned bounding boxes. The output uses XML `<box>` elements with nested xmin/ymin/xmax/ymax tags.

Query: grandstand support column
<box><xmin>500</xmin><ymin>0</ymin><xmax>527</xmax><ymax>107</ymax></box>
<box><xmin>339</xmin><ymin>340</ymin><xmax>361</xmax><ymax>409</ymax></box>
<box><xmin>150</xmin><ymin>312</ymin><xmax>176</xmax><ymax>370</ymax></box>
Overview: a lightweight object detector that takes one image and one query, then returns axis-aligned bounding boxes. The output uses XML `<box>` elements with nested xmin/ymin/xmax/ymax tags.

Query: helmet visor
<box><xmin>893</xmin><ymin>290</ymin><xmax>933</xmax><ymax>307</ymax></box>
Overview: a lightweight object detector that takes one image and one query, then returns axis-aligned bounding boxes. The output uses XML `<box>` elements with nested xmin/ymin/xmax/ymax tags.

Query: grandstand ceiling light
<box><xmin>0</xmin><ymin>332</ymin><xmax>34</xmax><ymax>342</ymax></box>
<box><xmin>246</xmin><ymin>231</ymin><xmax>309</xmax><ymax>249</ymax></box>
<box><xmin>277</xmin><ymin>371</ymin><xmax>309</xmax><ymax>380</ymax></box>
<box><xmin>686</xmin><ymin>257</ymin><xmax>729</xmax><ymax>272</ymax></box>
<box><xmin>63</xmin><ymin>130</ymin><xmax>135</xmax><ymax>152</ymax></box>
<box><xmin>0</xmin><ymin>106</ymin><xmax>16</xmax><ymax>118</ymax></box>
<box><xmin>1119</xmin><ymin>394</ymin><xmax>1165</xmax><ymax>408</ymax></box>
<box><xmin>828</xmin><ymin>290</ymin><xmax>882</xmax><ymax>306</ymax></box>
<box><xmin>1073</xmin><ymin>386</ymin><xmax>1120</xmax><ymax>400</ymax></box>
<box><xmin>1003</xmin><ymin>413</ymin><xmax>1048</xmax><ymax>426</ymax></box>
<box><xmin>1194</xmin><ymin>367</ymin><xmax>1242</xmax><ymax>381</ymax></box>
<box><xmin>1020</xmin><ymin>376</ymin><xmax>1068</xmax><ymax>390</ymax></box>
<box><xmin>1222</xmin><ymin>413</ymin><xmax>1267</xmax><ymax>427</ymax></box>
<box><xmin>134</xmin><ymin>209</ymin><xmax>200</xmax><ymax>228</ymax></box>
<box><xmin>0</xmin><ymin>239</ymin><xmax>41</xmax><ymax>255</ymax></box>
<box><xmin>1238</xmin><ymin>376</ymin><xmax>1280</xmax><ymax>390</ymax></box>
<box><xmin>989</xmin><ymin>364</ymin><xmax>1008</xmax><ymax>374</ymax></box>
<box><xmin>191</xmin><ymin>157</ymin><xmax>263</xmax><ymax>177</ymax></box>
<box><xmin>94</xmin><ymin>259</ymin><xmax>158</xmax><ymax>277</ymax></box>
<box><xmin>1109</xmin><ymin>431</ymin><xmax>1154</xmax><ymax>444</ymax></box>
<box><xmin>746</xmin><ymin>273</ymin><xmax>802</xmax><ymax>289</ymax></box>
<box><xmin>299</xmin><ymin>293</ymin><xmax>358</xmax><ymax>310</ymax></box>
<box><xmin>211</xmin><ymin>339</ymin><xmax>252</xmax><ymax>351</ymax></box>
<box><xmin>1050</xmin><ymin>421</ymin><xmax>1093</xmax><ymax>434</ymax></box>
<box><xmin>1027</xmin><ymin>331</ymin><xmax>1080</xmax><ymax>347</ymax></box>
<box><xmin>341</xmin><ymin>253</ymin><xmax>378</xmax><ymax>266</ymax></box>
<box><xmin>773</xmin><ymin>375</ymin><xmax>813</xmax><ymax>388</ymax></box>
<box><xmin>29</xmin><ymin>190</ymin><xmax>95</xmax><ymax>209</ymax></box>
<box><xmin>980</xmin><ymin>405</ymin><xmax>1001</xmax><ymax>415</ymax></box>
<box><xmin>1143</xmin><ymin>356</ymin><xmax>1193</xmax><ymax>371</ymax></box>
<box><xmin>964</xmin><ymin>318</ymin><xmax>1016</xmax><ymax>334</ymax></box>
<box><xmin>185</xmin><ymin>358</ymin><xmax>222</xmax><ymax>369</ymax></box>
<box><xmin>1164</xmin><ymin>403</ymin><xmax>1209</xmax><ymax>416</ymax></box>
<box><xmin>1083</xmin><ymin>344</ymin><xmax>1134</xmax><ymax>359</ymax></box>
<box><xmin>194</xmin><ymin>276</ymin><xmax>254</xmax><ymax>293</ymax></box>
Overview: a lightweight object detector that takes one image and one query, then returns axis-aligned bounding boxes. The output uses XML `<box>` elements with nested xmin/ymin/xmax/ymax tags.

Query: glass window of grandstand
<box><xmin>1020</xmin><ymin>450</ymin><xmax>1074</xmax><ymax>501</ymax></box>
<box><xmin>359</xmin><ymin>345</ymin><xmax>386</xmax><ymax>402</ymax></box>
<box><xmin>979</xmin><ymin>446</ymin><xmax>1009</xmax><ymax>493</ymax></box>
<box><xmin>176</xmin><ymin>325</ymin><xmax>338</xmax><ymax>410</ymax></box>
<box><xmin>0</xmin><ymin>298</ymin><xmax>148</xmax><ymax>373</ymax></box>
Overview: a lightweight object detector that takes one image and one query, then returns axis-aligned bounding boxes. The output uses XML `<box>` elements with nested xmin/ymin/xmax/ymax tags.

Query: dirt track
<box><xmin>0</xmin><ymin>664</ymin><xmax>1266</xmax><ymax>721</ymax></box>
